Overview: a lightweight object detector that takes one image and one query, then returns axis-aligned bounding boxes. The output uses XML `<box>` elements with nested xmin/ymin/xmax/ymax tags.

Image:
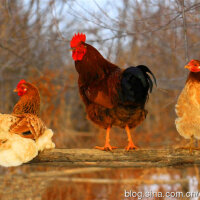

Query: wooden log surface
<box><xmin>29</xmin><ymin>148</ymin><xmax>200</xmax><ymax>168</ymax></box>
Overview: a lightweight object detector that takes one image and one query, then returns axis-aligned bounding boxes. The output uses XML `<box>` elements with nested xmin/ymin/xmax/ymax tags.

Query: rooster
<box><xmin>175</xmin><ymin>59</ymin><xmax>200</xmax><ymax>151</ymax></box>
<box><xmin>0</xmin><ymin>80</ymin><xmax>55</xmax><ymax>167</ymax></box>
<box><xmin>70</xmin><ymin>33</ymin><xmax>156</xmax><ymax>151</ymax></box>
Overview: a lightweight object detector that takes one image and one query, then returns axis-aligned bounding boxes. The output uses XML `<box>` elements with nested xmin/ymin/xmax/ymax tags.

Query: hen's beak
<box><xmin>185</xmin><ymin>65</ymin><xmax>190</xmax><ymax>69</ymax></box>
<box><xmin>13</xmin><ymin>88</ymin><xmax>18</xmax><ymax>92</ymax></box>
<box><xmin>69</xmin><ymin>48</ymin><xmax>75</xmax><ymax>51</ymax></box>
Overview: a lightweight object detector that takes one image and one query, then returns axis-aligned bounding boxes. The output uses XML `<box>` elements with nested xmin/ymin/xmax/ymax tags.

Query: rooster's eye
<box><xmin>24</xmin><ymin>88</ymin><xmax>27</xmax><ymax>91</ymax></box>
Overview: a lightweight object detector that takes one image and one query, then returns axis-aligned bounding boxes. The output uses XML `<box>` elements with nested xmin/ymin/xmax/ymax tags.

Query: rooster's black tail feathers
<box><xmin>136</xmin><ymin>65</ymin><xmax>157</xmax><ymax>92</ymax></box>
<box><xmin>120</xmin><ymin>65</ymin><xmax>156</xmax><ymax>104</ymax></box>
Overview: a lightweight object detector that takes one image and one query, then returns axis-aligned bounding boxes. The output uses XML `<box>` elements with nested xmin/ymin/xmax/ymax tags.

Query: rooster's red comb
<box><xmin>70</xmin><ymin>33</ymin><xmax>86</xmax><ymax>48</ymax></box>
<box><xmin>17</xmin><ymin>79</ymin><xmax>26</xmax><ymax>88</ymax></box>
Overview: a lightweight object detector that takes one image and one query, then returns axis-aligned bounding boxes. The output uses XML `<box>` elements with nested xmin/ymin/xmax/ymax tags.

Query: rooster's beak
<box><xmin>69</xmin><ymin>48</ymin><xmax>75</xmax><ymax>51</ymax></box>
<box><xmin>13</xmin><ymin>88</ymin><xmax>18</xmax><ymax>92</ymax></box>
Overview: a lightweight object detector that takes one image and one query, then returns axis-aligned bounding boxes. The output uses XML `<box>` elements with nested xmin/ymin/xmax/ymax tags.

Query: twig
<box><xmin>0</xmin><ymin>42</ymin><xmax>43</xmax><ymax>76</ymax></box>
<box><xmin>50</xmin><ymin>1</ymin><xmax>66</xmax><ymax>41</ymax></box>
<box><xmin>180</xmin><ymin>0</ymin><xmax>189</xmax><ymax>62</ymax></box>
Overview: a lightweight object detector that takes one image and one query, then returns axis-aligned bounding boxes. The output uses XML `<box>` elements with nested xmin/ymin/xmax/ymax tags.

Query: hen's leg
<box><xmin>125</xmin><ymin>125</ymin><xmax>138</xmax><ymax>151</ymax></box>
<box><xmin>176</xmin><ymin>136</ymin><xmax>200</xmax><ymax>153</ymax></box>
<box><xmin>95</xmin><ymin>126</ymin><xmax>118</xmax><ymax>151</ymax></box>
<box><xmin>188</xmin><ymin>136</ymin><xmax>200</xmax><ymax>152</ymax></box>
<box><xmin>189</xmin><ymin>136</ymin><xmax>194</xmax><ymax>153</ymax></box>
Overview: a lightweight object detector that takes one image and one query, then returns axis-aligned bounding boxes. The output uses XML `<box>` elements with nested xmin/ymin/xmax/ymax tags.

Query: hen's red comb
<box><xmin>70</xmin><ymin>33</ymin><xmax>86</xmax><ymax>48</ymax></box>
<box><xmin>188</xmin><ymin>59</ymin><xmax>200</xmax><ymax>66</ymax></box>
<box><xmin>17</xmin><ymin>79</ymin><xmax>26</xmax><ymax>88</ymax></box>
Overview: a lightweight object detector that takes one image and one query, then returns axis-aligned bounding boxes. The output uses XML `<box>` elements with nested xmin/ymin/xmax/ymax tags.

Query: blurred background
<box><xmin>0</xmin><ymin>0</ymin><xmax>199</xmax><ymax>199</ymax></box>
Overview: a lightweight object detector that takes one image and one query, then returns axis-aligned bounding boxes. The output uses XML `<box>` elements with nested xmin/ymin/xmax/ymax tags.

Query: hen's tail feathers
<box><xmin>121</xmin><ymin>65</ymin><xmax>156</xmax><ymax>104</ymax></box>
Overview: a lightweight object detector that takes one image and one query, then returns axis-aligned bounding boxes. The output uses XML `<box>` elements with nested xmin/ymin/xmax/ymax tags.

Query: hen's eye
<box><xmin>24</xmin><ymin>88</ymin><xmax>27</xmax><ymax>91</ymax></box>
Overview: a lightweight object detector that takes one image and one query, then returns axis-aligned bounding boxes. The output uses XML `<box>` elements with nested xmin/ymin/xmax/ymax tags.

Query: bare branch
<box><xmin>180</xmin><ymin>0</ymin><xmax>189</xmax><ymax>62</ymax></box>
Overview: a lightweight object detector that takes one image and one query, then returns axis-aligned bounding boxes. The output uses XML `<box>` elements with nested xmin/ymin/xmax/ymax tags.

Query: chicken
<box><xmin>175</xmin><ymin>59</ymin><xmax>200</xmax><ymax>151</ymax></box>
<box><xmin>11</xmin><ymin>79</ymin><xmax>41</xmax><ymax>139</ymax></box>
<box><xmin>0</xmin><ymin>113</ymin><xmax>45</xmax><ymax>140</ymax></box>
<box><xmin>70</xmin><ymin>33</ymin><xmax>156</xmax><ymax>151</ymax></box>
<box><xmin>13</xmin><ymin>79</ymin><xmax>40</xmax><ymax>116</ymax></box>
<box><xmin>0</xmin><ymin>133</ymin><xmax>38</xmax><ymax>167</ymax></box>
<box><xmin>0</xmin><ymin>128</ymin><xmax>55</xmax><ymax>167</ymax></box>
<box><xmin>0</xmin><ymin>80</ymin><xmax>55</xmax><ymax>167</ymax></box>
<box><xmin>0</xmin><ymin>80</ymin><xmax>43</xmax><ymax>140</ymax></box>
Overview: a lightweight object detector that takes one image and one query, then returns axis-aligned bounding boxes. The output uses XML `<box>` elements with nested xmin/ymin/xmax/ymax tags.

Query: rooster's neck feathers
<box><xmin>75</xmin><ymin>43</ymin><xmax>120</xmax><ymax>85</ymax></box>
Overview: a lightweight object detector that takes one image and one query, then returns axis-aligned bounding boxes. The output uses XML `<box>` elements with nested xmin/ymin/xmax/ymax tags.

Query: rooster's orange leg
<box><xmin>125</xmin><ymin>125</ymin><xmax>138</xmax><ymax>151</ymax></box>
<box><xmin>95</xmin><ymin>126</ymin><xmax>118</xmax><ymax>151</ymax></box>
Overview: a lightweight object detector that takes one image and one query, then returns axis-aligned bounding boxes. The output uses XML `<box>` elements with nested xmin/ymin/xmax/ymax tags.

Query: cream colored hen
<box><xmin>175</xmin><ymin>60</ymin><xmax>200</xmax><ymax>150</ymax></box>
<box><xmin>0</xmin><ymin>127</ymin><xmax>55</xmax><ymax>167</ymax></box>
<box><xmin>0</xmin><ymin>114</ymin><xmax>55</xmax><ymax>167</ymax></box>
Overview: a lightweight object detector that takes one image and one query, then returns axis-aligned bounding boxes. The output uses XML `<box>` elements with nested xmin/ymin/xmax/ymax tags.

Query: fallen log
<box><xmin>30</xmin><ymin>148</ymin><xmax>200</xmax><ymax>168</ymax></box>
